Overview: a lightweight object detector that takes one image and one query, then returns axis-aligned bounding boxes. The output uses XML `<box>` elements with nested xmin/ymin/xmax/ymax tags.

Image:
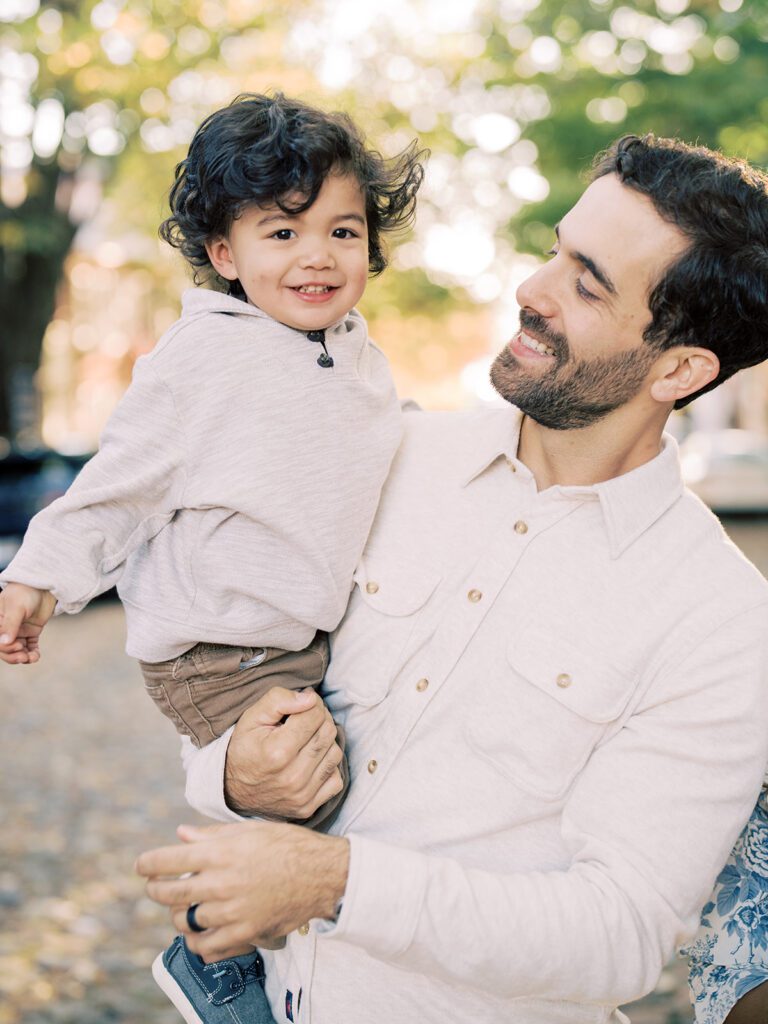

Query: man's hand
<box><xmin>0</xmin><ymin>583</ymin><xmax>57</xmax><ymax>664</ymax></box>
<box><xmin>136</xmin><ymin>821</ymin><xmax>350</xmax><ymax>961</ymax></box>
<box><xmin>224</xmin><ymin>687</ymin><xmax>345</xmax><ymax>819</ymax></box>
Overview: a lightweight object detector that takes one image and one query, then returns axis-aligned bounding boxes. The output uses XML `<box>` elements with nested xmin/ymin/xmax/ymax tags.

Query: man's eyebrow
<box><xmin>554</xmin><ymin>224</ymin><xmax>617</xmax><ymax>296</ymax></box>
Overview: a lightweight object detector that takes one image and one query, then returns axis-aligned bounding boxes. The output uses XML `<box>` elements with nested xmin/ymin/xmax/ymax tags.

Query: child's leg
<box><xmin>153</xmin><ymin>936</ymin><xmax>277</xmax><ymax>1024</ymax></box>
<box><xmin>142</xmin><ymin>632</ymin><xmax>347</xmax><ymax>1020</ymax></box>
<box><xmin>140</xmin><ymin>633</ymin><xmax>349</xmax><ymax>823</ymax></box>
<box><xmin>139</xmin><ymin>632</ymin><xmax>330</xmax><ymax>746</ymax></box>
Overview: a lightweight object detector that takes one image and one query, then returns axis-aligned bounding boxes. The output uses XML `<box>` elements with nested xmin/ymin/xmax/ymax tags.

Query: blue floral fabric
<box><xmin>683</xmin><ymin>788</ymin><xmax>768</xmax><ymax>1023</ymax></box>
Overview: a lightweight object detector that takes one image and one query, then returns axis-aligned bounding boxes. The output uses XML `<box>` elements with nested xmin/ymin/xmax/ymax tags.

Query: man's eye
<box><xmin>271</xmin><ymin>229</ymin><xmax>294</xmax><ymax>240</ymax></box>
<box><xmin>576</xmin><ymin>277</ymin><xmax>598</xmax><ymax>302</ymax></box>
<box><xmin>332</xmin><ymin>227</ymin><xmax>358</xmax><ymax>239</ymax></box>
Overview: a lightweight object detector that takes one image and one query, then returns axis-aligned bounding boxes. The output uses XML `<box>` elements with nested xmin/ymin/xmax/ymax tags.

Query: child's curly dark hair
<box><xmin>159</xmin><ymin>92</ymin><xmax>427</xmax><ymax>294</ymax></box>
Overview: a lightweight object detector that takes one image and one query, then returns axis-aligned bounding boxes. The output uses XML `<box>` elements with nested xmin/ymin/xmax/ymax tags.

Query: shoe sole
<box><xmin>152</xmin><ymin>951</ymin><xmax>205</xmax><ymax>1024</ymax></box>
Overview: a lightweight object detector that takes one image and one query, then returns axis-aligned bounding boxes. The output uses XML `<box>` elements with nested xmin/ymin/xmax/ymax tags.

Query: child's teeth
<box><xmin>299</xmin><ymin>285</ymin><xmax>330</xmax><ymax>293</ymax></box>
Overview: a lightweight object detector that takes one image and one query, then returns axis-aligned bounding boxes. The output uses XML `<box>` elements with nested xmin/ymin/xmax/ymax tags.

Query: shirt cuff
<box><xmin>181</xmin><ymin>728</ymin><xmax>249</xmax><ymax>823</ymax></box>
<box><xmin>316</xmin><ymin>834</ymin><xmax>430</xmax><ymax>956</ymax></box>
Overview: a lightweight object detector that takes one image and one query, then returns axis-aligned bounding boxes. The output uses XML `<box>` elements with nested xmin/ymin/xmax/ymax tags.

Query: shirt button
<box><xmin>467</xmin><ymin>589</ymin><xmax>483</xmax><ymax>603</ymax></box>
<box><xmin>365</xmin><ymin>581</ymin><xmax>379</xmax><ymax>594</ymax></box>
<box><xmin>367</xmin><ymin>759</ymin><xmax>378</xmax><ymax>774</ymax></box>
<box><xmin>514</xmin><ymin>520</ymin><xmax>528</xmax><ymax>535</ymax></box>
<box><xmin>298</xmin><ymin>923</ymin><xmax>310</xmax><ymax>936</ymax></box>
<box><xmin>505</xmin><ymin>457</ymin><xmax>517</xmax><ymax>473</ymax></box>
<box><xmin>416</xmin><ymin>677</ymin><xmax>429</xmax><ymax>692</ymax></box>
<box><xmin>556</xmin><ymin>673</ymin><xmax>572</xmax><ymax>688</ymax></box>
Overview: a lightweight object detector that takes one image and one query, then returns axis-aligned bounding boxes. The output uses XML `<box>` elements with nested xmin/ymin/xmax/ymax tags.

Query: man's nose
<box><xmin>516</xmin><ymin>262</ymin><xmax>558</xmax><ymax>318</ymax></box>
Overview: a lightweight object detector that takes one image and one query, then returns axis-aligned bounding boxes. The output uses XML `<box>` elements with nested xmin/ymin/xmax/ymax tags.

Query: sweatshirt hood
<box><xmin>179</xmin><ymin>287</ymin><xmax>356</xmax><ymax>336</ymax></box>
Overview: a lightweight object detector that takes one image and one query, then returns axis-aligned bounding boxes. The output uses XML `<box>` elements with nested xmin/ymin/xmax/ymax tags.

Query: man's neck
<box><xmin>516</xmin><ymin>406</ymin><xmax>670</xmax><ymax>491</ymax></box>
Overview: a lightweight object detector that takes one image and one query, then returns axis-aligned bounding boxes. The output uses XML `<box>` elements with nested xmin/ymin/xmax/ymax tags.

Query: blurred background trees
<box><xmin>1</xmin><ymin>0</ymin><xmax>766</xmax><ymax>449</ymax></box>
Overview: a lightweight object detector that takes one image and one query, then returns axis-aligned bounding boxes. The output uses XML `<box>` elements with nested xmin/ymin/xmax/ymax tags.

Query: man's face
<box><xmin>490</xmin><ymin>174</ymin><xmax>690</xmax><ymax>429</ymax></box>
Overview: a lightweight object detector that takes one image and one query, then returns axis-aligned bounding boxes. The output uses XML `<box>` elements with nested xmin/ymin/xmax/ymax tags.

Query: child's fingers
<box><xmin>0</xmin><ymin>648</ymin><xmax>39</xmax><ymax>665</ymax></box>
<box><xmin>0</xmin><ymin>637</ymin><xmax>27</xmax><ymax>653</ymax></box>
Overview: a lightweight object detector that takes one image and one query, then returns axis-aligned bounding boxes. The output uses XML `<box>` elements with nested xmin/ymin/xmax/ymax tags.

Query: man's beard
<box><xmin>489</xmin><ymin>312</ymin><xmax>657</xmax><ymax>430</ymax></box>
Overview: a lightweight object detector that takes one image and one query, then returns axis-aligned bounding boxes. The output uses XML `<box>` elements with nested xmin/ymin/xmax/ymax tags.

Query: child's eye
<box><xmin>545</xmin><ymin>246</ymin><xmax>558</xmax><ymax>257</ymax></box>
<box><xmin>271</xmin><ymin>229</ymin><xmax>295</xmax><ymax>241</ymax></box>
<box><xmin>332</xmin><ymin>227</ymin><xmax>359</xmax><ymax>239</ymax></box>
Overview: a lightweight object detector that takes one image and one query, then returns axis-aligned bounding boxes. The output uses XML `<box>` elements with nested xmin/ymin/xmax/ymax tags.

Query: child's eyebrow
<box><xmin>334</xmin><ymin>213</ymin><xmax>366</xmax><ymax>225</ymax></box>
<box><xmin>256</xmin><ymin>212</ymin><xmax>293</xmax><ymax>227</ymax></box>
<box><xmin>255</xmin><ymin>211</ymin><xmax>366</xmax><ymax>227</ymax></box>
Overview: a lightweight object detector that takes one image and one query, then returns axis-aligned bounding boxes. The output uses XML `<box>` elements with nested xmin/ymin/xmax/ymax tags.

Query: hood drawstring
<box><xmin>307</xmin><ymin>329</ymin><xmax>334</xmax><ymax>369</ymax></box>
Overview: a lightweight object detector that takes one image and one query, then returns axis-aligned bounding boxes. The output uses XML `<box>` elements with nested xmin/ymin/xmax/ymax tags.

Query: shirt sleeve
<box><xmin>181</xmin><ymin>729</ymin><xmax>249</xmax><ymax>823</ymax></box>
<box><xmin>0</xmin><ymin>358</ymin><xmax>187</xmax><ymax>611</ymax></box>
<box><xmin>325</xmin><ymin>604</ymin><xmax>768</xmax><ymax>1007</ymax></box>
<box><xmin>684</xmin><ymin>788</ymin><xmax>768</xmax><ymax>1024</ymax></box>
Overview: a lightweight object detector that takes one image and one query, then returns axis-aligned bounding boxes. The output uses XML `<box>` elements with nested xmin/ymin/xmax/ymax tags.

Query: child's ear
<box><xmin>205</xmin><ymin>238</ymin><xmax>238</xmax><ymax>281</ymax></box>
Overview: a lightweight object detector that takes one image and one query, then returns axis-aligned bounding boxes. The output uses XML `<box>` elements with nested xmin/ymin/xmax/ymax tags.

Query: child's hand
<box><xmin>0</xmin><ymin>583</ymin><xmax>57</xmax><ymax>664</ymax></box>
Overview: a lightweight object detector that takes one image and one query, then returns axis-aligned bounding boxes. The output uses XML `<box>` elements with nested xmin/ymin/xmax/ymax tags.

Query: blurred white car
<box><xmin>679</xmin><ymin>429</ymin><xmax>768</xmax><ymax>514</ymax></box>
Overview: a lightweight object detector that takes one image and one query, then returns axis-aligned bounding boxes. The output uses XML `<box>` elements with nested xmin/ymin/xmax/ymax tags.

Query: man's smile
<box><xmin>508</xmin><ymin>330</ymin><xmax>556</xmax><ymax>360</ymax></box>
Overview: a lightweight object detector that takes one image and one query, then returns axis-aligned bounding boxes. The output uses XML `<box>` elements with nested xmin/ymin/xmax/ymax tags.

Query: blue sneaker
<box><xmin>152</xmin><ymin>935</ymin><xmax>275</xmax><ymax>1024</ymax></box>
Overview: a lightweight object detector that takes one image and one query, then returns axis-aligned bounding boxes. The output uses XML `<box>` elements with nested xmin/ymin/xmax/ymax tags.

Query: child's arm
<box><xmin>0</xmin><ymin>583</ymin><xmax>57</xmax><ymax>664</ymax></box>
<box><xmin>0</xmin><ymin>357</ymin><xmax>187</xmax><ymax>616</ymax></box>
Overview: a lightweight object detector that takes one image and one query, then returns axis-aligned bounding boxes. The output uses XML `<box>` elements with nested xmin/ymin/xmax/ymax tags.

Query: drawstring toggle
<box><xmin>307</xmin><ymin>329</ymin><xmax>334</xmax><ymax>368</ymax></box>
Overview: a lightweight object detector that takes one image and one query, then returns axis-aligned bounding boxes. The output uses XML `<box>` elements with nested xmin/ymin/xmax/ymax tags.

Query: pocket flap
<box><xmin>507</xmin><ymin>628</ymin><xmax>635</xmax><ymax>724</ymax></box>
<box><xmin>353</xmin><ymin>556</ymin><xmax>440</xmax><ymax>617</ymax></box>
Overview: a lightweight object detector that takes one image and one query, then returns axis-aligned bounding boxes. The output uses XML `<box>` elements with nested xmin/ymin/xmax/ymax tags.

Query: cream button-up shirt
<box><xmin>185</xmin><ymin>406</ymin><xmax>768</xmax><ymax>1024</ymax></box>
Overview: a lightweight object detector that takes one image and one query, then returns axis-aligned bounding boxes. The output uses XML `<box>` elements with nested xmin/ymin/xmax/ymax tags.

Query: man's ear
<box><xmin>649</xmin><ymin>348</ymin><xmax>720</xmax><ymax>405</ymax></box>
<box><xmin>205</xmin><ymin>238</ymin><xmax>238</xmax><ymax>281</ymax></box>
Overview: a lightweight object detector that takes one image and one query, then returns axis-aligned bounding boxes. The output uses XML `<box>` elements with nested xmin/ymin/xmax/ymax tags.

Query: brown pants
<box><xmin>139</xmin><ymin>631</ymin><xmax>349</xmax><ymax>828</ymax></box>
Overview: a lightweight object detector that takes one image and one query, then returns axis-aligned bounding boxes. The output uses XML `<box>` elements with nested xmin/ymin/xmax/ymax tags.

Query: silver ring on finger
<box><xmin>186</xmin><ymin>903</ymin><xmax>206</xmax><ymax>933</ymax></box>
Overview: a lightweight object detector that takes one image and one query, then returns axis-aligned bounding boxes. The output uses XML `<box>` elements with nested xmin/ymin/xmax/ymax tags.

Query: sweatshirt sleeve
<box><xmin>325</xmin><ymin>604</ymin><xmax>768</xmax><ymax>1007</ymax></box>
<box><xmin>0</xmin><ymin>358</ymin><xmax>187</xmax><ymax>611</ymax></box>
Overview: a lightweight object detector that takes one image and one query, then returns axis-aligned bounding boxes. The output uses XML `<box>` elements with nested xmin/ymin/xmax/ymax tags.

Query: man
<box><xmin>138</xmin><ymin>135</ymin><xmax>768</xmax><ymax>1024</ymax></box>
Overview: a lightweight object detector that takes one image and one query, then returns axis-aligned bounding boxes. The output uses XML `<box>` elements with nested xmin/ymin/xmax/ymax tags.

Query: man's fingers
<box><xmin>184</xmin><ymin>921</ymin><xmax>261</xmax><ymax>961</ymax></box>
<box><xmin>280</xmin><ymin>701</ymin><xmax>335</xmax><ymax>755</ymax></box>
<box><xmin>177</xmin><ymin>822</ymin><xmax>261</xmax><ymax>844</ymax></box>
<box><xmin>309</xmin><ymin>767</ymin><xmax>345</xmax><ymax>811</ymax></box>
<box><xmin>135</xmin><ymin>841</ymin><xmax>215</xmax><ymax>879</ymax></box>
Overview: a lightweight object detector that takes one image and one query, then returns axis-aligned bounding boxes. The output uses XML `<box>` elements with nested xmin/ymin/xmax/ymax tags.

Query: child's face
<box><xmin>206</xmin><ymin>174</ymin><xmax>369</xmax><ymax>331</ymax></box>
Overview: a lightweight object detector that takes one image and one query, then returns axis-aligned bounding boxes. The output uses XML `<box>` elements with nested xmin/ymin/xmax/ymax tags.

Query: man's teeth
<box><xmin>520</xmin><ymin>332</ymin><xmax>555</xmax><ymax>357</ymax></box>
<box><xmin>297</xmin><ymin>285</ymin><xmax>332</xmax><ymax>294</ymax></box>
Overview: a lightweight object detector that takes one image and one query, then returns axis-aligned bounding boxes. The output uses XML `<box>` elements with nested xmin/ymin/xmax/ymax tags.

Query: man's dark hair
<box><xmin>160</xmin><ymin>92</ymin><xmax>427</xmax><ymax>295</ymax></box>
<box><xmin>592</xmin><ymin>134</ymin><xmax>768</xmax><ymax>408</ymax></box>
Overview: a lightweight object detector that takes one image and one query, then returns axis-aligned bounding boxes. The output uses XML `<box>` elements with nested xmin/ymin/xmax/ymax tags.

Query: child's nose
<box><xmin>298</xmin><ymin>243</ymin><xmax>335</xmax><ymax>270</ymax></box>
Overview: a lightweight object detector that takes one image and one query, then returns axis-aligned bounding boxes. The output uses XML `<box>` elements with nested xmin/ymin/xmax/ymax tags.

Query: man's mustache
<box><xmin>518</xmin><ymin>310</ymin><xmax>569</xmax><ymax>364</ymax></box>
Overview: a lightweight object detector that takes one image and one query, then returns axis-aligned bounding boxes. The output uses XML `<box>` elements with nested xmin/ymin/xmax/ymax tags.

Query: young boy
<box><xmin>0</xmin><ymin>92</ymin><xmax>425</xmax><ymax>1024</ymax></box>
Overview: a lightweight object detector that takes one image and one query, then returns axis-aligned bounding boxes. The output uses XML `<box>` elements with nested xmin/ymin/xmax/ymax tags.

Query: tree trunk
<box><xmin>0</xmin><ymin>159</ymin><xmax>77</xmax><ymax>445</ymax></box>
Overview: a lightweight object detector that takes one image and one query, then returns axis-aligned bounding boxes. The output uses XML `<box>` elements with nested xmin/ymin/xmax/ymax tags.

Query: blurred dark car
<box><xmin>0</xmin><ymin>447</ymin><xmax>93</xmax><ymax>571</ymax></box>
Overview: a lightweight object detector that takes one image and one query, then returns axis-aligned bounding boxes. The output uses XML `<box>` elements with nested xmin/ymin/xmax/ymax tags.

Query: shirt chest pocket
<box><xmin>465</xmin><ymin>629</ymin><xmax>636</xmax><ymax>801</ymax></box>
<box><xmin>331</xmin><ymin>556</ymin><xmax>441</xmax><ymax>707</ymax></box>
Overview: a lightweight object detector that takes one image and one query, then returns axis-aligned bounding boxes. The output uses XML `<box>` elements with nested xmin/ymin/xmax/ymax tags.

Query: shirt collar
<box><xmin>460</xmin><ymin>405</ymin><xmax>525</xmax><ymax>486</ymax></box>
<box><xmin>591</xmin><ymin>433</ymin><xmax>684</xmax><ymax>556</ymax></box>
<box><xmin>462</xmin><ymin>406</ymin><xmax>684</xmax><ymax>557</ymax></box>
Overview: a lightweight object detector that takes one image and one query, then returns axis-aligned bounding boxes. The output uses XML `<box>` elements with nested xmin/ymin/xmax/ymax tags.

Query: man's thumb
<box><xmin>241</xmin><ymin>687</ymin><xmax>318</xmax><ymax>728</ymax></box>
